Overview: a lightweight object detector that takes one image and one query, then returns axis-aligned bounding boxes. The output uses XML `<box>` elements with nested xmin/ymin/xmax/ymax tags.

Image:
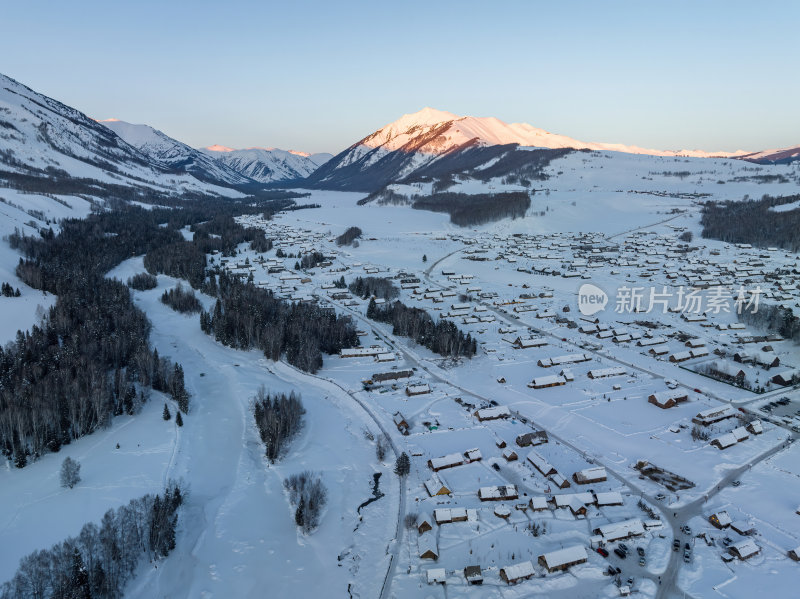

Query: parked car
<box><xmin>491</xmin><ymin>463</ymin><xmax>501</xmax><ymax>471</ymax></box>
<box><xmin>683</xmin><ymin>526</ymin><xmax>692</xmax><ymax>535</ymax></box>
<box><xmin>636</xmin><ymin>547</ymin><xmax>645</xmax><ymax>557</ymax></box>
<box><xmin>627</xmin><ymin>577</ymin><xmax>634</xmax><ymax>586</ymax></box>
<box><xmin>618</xmin><ymin>543</ymin><xmax>629</xmax><ymax>553</ymax></box>
<box><xmin>722</xmin><ymin>537</ymin><xmax>732</xmax><ymax>546</ymax></box>
<box><xmin>732</xmin><ymin>480</ymin><xmax>741</xmax><ymax>487</ymax></box>
<box><xmin>607</xmin><ymin>565</ymin><xmax>621</xmax><ymax>576</ymax></box>
<box><xmin>673</xmin><ymin>539</ymin><xmax>680</xmax><ymax>551</ymax></box>
<box><xmin>683</xmin><ymin>550</ymin><xmax>691</xmax><ymax>563</ymax></box>
<box><xmin>684</xmin><ymin>543</ymin><xmax>691</xmax><ymax>551</ymax></box>
<box><xmin>597</xmin><ymin>547</ymin><xmax>609</xmax><ymax>557</ymax></box>
<box><xmin>614</xmin><ymin>548</ymin><xmax>627</xmax><ymax>559</ymax></box>
<box><xmin>639</xmin><ymin>557</ymin><xmax>646</xmax><ymax>567</ymax></box>
<box><xmin>655</xmin><ymin>493</ymin><xmax>666</xmax><ymax>501</ymax></box>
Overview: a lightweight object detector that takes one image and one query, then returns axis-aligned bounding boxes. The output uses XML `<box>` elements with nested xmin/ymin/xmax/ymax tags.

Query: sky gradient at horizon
<box><xmin>2</xmin><ymin>1</ymin><xmax>797</xmax><ymax>154</ymax></box>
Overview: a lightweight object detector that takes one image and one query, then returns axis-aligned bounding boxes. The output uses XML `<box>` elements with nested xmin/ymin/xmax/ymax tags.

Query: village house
<box><xmin>516</xmin><ymin>430</ymin><xmax>549</xmax><ymax>447</ymax></box>
<box><xmin>478</xmin><ymin>485</ymin><xmax>519</xmax><ymax>501</ymax></box>
<box><xmin>418</xmin><ymin>533</ymin><xmax>439</xmax><ymax>560</ymax></box>
<box><xmin>416</xmin><ymin>513</ymin><xmax>433</xmax><ymax>534</ymax></box>
<box><xmin>511</xmin><ymin>336</ymin><xmax>548</xmax><ymax>349</ymax></box>
<box><xmin>729</xmin><ymin>539</ymin><xmax>760</xmax><ymax>560</ymax></box>
<box><xmin>406</xmin><ymin>383</ymin><xmax>431</xmax><ymax>396</ymax></box>
<box><xmin>499</xmin><ymin>560</ymin><xmax>535</xmax><ymax>584</ymax></box>
<box><xmin>425</xmin><ymin>568</ymin><xmax>446</xmax><ymax>585</ymax></box>
<box><xmin>474</xmin><ymin>405</ymin><xmax>511</xmax><ymax>421</ymax></box>
<box><xmin>434</xmin><ymin>507</ymin><xmax>468</xmax><ymax>525</ymax></box>
<box><xmin>709</xmin><ymin>510</ymin><xmax>732</xmax><ymax>529</ymax></box>
<box><xmin>711</xmin><ymin>433</ymin><xmax>738</xmax><ymax>450</ymax></box>
<box><xmin>464</xmin><ymin>565</ymin><xmax>483</xmax><ymax>585</ymax></box>
<box><xmin>693</xmin><ymin>405</ymin><xmax>738</xmax><ymax>426</ymax></box>
<box><xmin>340</xmin><ymin>346</ymin><xmax>388</xmax><ymax>358</ymax></box>
<box><xmin>595</xmin><ymin>491</ymin><xmax>624</xmax><ymax>507</ymax></box>
<box><xmin>573</xmin><ymin>467</ymin><xmax>608</xmax><ymax>485</ymax></box>
<box><xmin>428</xmin><ymin>453</ymin><xmax>464</xmax><ymax>472</ymax></box>
<box><xmin>526</xmin><ymin>450</ymin><xmax>556</xmax><ymax>476</ymax></box>
<box><xmin>529</xmin><ymin>375</ymin><xmax>567</xmax><ymax>389</ymax></box>
<box><xmin>502</xmin><ymin>448</ymin><xmax>518</xmax><ymax>461</ymax></box>
<box><xmin>594</xmin><ymin>518</ymin><xmax>645</xmax><ymax>542</ymax></box>
<box><xmin>392</xmin><ymin>412</ymin><xmax>409</xmax><ymax>434</ymax></box>
<box><xmin>424</xmin><ymin>475</ymin><xmax>451</xmax><ymax>497</ymax></box>
<box><xmin>550</xmin><ymin>472</ymin><xmax>571</xmax><ymax>490</ymax></box>
<box><xmin>530</xmin><ymin>496</ymin><xmax>549</xmax><ymax>511</ymax></box>
<box><xmin>648</xmin><ymin>390</ymin><xmax>689</xmax><ymax>409</ymax></box>
<box><xmin>538</xmin><ymin>546</ymin><xmax>588</xmax><ymax>573</ymax></box>
<box><xmin>587</xmin><ymin>367</ymin><xmax>627</xmax><ymax>379</ymax></box>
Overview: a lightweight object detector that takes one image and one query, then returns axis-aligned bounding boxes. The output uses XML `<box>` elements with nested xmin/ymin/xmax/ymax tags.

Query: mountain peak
<box><xmin>204</xmin><ymin>144</ymin><xmax>235</xmax><ymax>153</ymax></box>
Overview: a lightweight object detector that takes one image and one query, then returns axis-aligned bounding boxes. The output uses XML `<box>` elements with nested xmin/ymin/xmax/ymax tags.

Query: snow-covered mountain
<box><xmin>305</xmin><ymin>107</ymin><xmax>752</xmax><ymax>192</ymax></box>
<box><xmin>0</xmin><ymin>72</ymin><xmax>240</xmax><ymax>198</ymax></box>
<box><xmin>738</xmin><ymin>144</ymin><xmax>800</xmax><ymax>165</ymax></box>
<box><xmin>100</xmin><ymin>119</ymin><xmax>255</xmax><ymax>187</ymax></box>
<box><xmin>200</xmin><ymin>145</ymin><xmax>331</xmax><ymax>184</ymax></box>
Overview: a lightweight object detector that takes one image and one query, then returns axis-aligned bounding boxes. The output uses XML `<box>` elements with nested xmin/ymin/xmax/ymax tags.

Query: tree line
<box><xmin>348</xmin><ymin>276</ymin><xmax>399</xmax><ymax>300</ymax></box>
<box><xmin>366</xmin><ymin>299</ymin><xmax>477</xmax><ymax>358</ymax></box>
<box><xmin>739</xmin><ymin>302</ymin><xmax>800</xmax><ymax>345</ymax></box>
<box><xmin>127</xmin><ymin>272</ymin><xmax>157</xmax><ymax>291</ymax></box>
<box><xmin>701</xmin><ymin>194</ymin><xmax>800</xmax><ymax>251</ymax></box>
<box><xmin>0</xmin><ymin>484</ymin><xmax>183</xmax><ymax>599</ymax></box>
<box><xmin>253</xmin><ymin>387</ymin><xmax>305</xmax><ymax>463</ymax></box>
<box><xmin>1</xmin><ymin>281</ymin><xmax>21</xmax><ymax>296</ymax></box>
<box><xmin>161</xmin><ymin>284</ymin><xmax>202</xmax><ymax>314</ymax></box>
<box><xmin>411</xmin><ymin>191</ymin><xmax>531</xmax><ymax>227</ymax></box>
<box><xmin>335</xmin><ymin>226</ymin><xmax>362</xmax><ymax>246</ymax></box>
<box><xmin>200</xmin><ymin>271</ymin><xmax>358</xmax><ymax>373</ymax></box>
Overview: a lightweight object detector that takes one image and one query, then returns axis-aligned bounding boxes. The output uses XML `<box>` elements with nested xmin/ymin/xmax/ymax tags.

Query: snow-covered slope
<box><xmin>100</xmin><ymin>119</ymin><xmax>255</xmax><ymax>187</ymax></box>
<box><xmin>738</xmin><ymin>144</ymin><xmax>800</xmax><ymax>165</ymax></box>
<box><xmin>305</xmin><ymin>107</ymin><xmax>752</xmax><ymax>192</ymax></box>
<box><xmin>201</xmin><ymin>145</ymin><xmax>331</xmax><ymax>183</ymax></box>
<box><xmin>0</xmin><ymin>72</ymin><xmax>240</xmax><ymax>198</ymax></box>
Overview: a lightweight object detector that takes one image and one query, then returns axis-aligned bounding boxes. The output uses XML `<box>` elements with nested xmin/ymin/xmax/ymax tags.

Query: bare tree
<box><xmin>60</xmin><ymin>457</ymin><xmax>81</xmax><ymax>489</ymax></box>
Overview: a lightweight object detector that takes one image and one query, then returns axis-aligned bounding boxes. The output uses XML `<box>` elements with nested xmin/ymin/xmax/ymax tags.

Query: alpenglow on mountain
<box><xmin>304</xmin><ymin>107</ymin><xmax>752</xmax><ymax>192</ymax></box>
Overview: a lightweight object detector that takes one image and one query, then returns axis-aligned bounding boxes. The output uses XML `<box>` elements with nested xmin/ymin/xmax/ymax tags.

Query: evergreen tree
<box><xmin>69</xmin><ymin>544</ymin><xmax>91</xmax><ymax>599</ymax></box>
<box><xmin>422</xmin><ymin>254</ymin><xmax>427</xmax><ymax>262</ymax></box>
<box><xmin>175</xmin><ymin>411</ymin><xmax>183</xmax><ymax>427</ymax></box>
<box><xmin>295</xmin><ymin>496</ymin><xmax>305</xmax><ymax>528</ymax></box>
<box><xmin>162</xmin><ymin>403</ymin><xmax>171</xmax><ymax>421</ymax></box>
<box><xmin>394</xmin><ymin>452</ymin><xmax>410</xmax><ymax>477</ymax></box>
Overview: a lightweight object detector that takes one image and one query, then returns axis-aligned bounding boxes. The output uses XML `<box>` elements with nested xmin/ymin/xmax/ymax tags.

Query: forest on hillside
<box><xmin>701</xmin><ymin>194</ymin><xmax>800</xmax><ymax>251</ymax></box>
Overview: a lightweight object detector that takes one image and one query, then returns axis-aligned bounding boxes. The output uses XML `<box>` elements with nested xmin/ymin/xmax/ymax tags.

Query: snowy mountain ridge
<box><xmin>360</xmin><ymin>107</ymin><xmax>751</xmax><ymax>159</ymax></box>
<box><xmin>99</xmin><ymin>119</ymin><xmax>255</xmax><ymax>187</ymax></box>
<box><xmin>304</xmin><ymin>107</ymin><xmax>758</xmax><ymax>192</ymax></box>
<box><xmin>200</xmin><ymin>146</ymin><xmax>331</xmax><ymax>183</ymax></box>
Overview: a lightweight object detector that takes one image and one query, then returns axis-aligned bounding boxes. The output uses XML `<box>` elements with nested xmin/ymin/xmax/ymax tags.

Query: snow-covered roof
<box><xmin>595</xmin><ymin>491</ymin><xmax>624</xmax><ymax>506</ymax></box>
<box><xmin>501</xmin><ymin>560</ymin><xmax>535</xmax><ymax>581</ymax></box>
<box><xmin>479</xmin><ymin>485</ymin><xmax>518</xmax><ymax>500</ymax></box>
<box><xmin>731</xmin><ymin>538</ymin><xmax>760</xmax><ymax>559</ymax></box>
<box><xmin>475</xmin><ymin>405</ymin><xmax>511</xmax><ymax>420</ymax></box>
<box><xmin>429</xmin><ymin>453</ymin><xmax>463</xmax><ymax>470</ymax></box>
<box><xmin>596</xmin><ymin>518</ymin><xmax>645</xmax><ymax>541</ymax></box>
<box><xmin>426</xmin><ymin>568</ymin><xmax>446</xmax><ymax>583</ymax></box>
<box><xmin>526</xmin><ymin>450</ymin><xmax>556</xmax><ymax>475</ymax></box>
<box><xmin>539</xmin><ymin>545</ymin><xmax>588</xmax><ymax>569</ymax></box>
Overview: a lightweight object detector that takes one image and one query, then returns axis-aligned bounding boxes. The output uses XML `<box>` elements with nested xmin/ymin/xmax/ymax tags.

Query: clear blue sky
<box><xmin>2</xmin><ymin>1</ymin><xmax>797</xmax><ymax>154</ymax></box>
